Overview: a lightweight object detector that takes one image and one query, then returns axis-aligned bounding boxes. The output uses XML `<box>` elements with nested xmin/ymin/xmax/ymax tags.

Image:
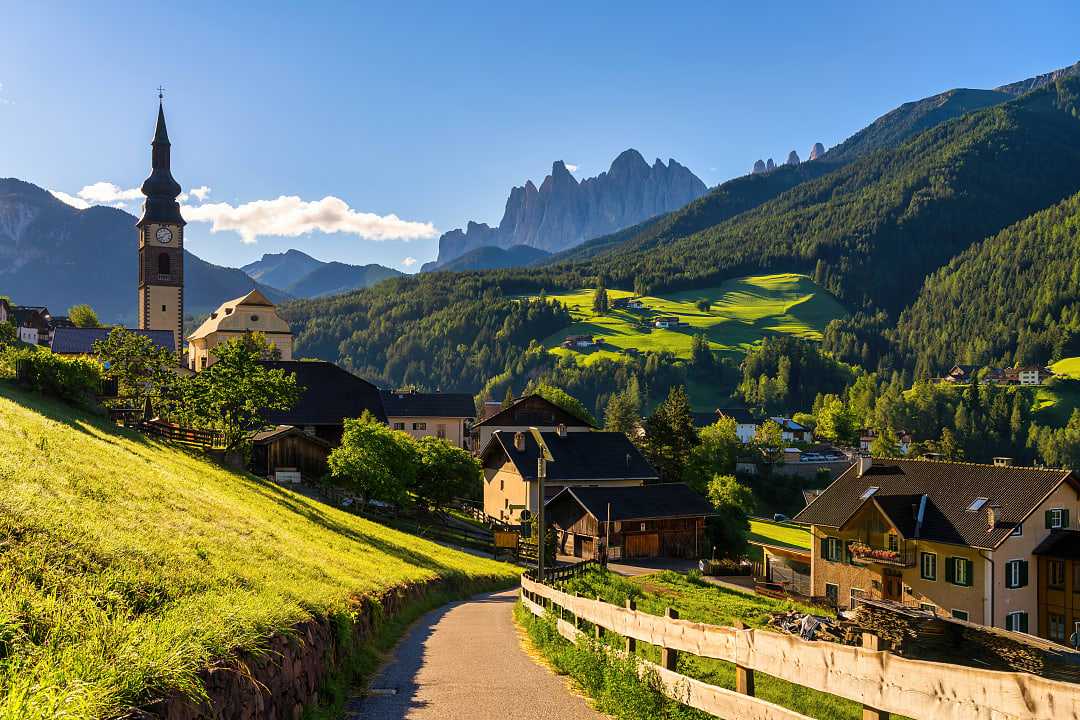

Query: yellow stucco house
<box><xmin>795</xmin><ymin>456</ymin><xmax>1080</xmax><ymax>639</ymax></box>
<box><xmin>187</xmin><ymin>289</ymin><xmax>293</xmax><ymax>370</ymax></box>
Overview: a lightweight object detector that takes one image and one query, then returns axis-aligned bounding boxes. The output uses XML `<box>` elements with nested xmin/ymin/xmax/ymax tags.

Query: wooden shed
<box><xmin>250</xmin><ymin>425</ymin><xmax>331</xmax><ymax>483</ymax></box>
<box><xmin>546</xmin><ymin>483</ymin><xmax>714</xmax><ymax>560</ymax></box>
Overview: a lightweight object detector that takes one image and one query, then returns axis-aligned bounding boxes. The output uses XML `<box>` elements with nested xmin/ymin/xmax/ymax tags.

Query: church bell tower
<box><xmin>137</xmin><ymin>92</ymin><xmax>185</xmax><ymax>356</ymax></box>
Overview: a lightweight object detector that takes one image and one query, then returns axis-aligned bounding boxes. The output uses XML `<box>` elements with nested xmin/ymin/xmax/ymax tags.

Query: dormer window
<box><xmin>860</xmin><ymin>486</ymin><xmax>879</xmax><ymax>500</ymax></box>
<box><xmin>967</xmin><ymin>497</ymin><xmax>988</xmax><ymax>512</ymax></box>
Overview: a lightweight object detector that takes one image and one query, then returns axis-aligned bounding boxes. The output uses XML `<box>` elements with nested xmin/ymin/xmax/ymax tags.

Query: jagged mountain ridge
<box><xmin>426</xmin><ymin>149</ymin><xmax>707</xmax><ymax>268</ymax></box>
<box><xmin>0</xmin><ymin>178</ymin><xmax>289</xmax><ymax>324</ymax></box>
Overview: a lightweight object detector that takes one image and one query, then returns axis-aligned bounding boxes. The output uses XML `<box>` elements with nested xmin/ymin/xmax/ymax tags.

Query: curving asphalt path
<box><xmin>347</xmin><ymin>588</ymin><xmax>606</xmax><ymax>720</ymax></box>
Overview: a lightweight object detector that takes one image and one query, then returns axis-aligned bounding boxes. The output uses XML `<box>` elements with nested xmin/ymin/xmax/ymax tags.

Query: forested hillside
<box><xmin>893</xmin><ymin>189</ymin><xmax>1080</xmax><ymax>376</ymax></box>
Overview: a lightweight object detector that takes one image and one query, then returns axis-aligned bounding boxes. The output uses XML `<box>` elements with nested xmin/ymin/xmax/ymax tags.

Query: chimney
<box><xmin>987</xmin><ymin>504</ymin><xmax>1001</xmax><ymax>531</ymax></box>
<box><xmin>993</xmin><ymin>457</ymin><xmax>1013</xmax><ymax>467</ymax></box>
<box><xmin>856</xmin><ymin>454</ymin><xmax>873</xmax><ymax>478</ymax></box>
<box><xmin>556</xmin><ymin>423</ymin><xmax>567</xmax><ymax>438</ymax></box>
<box><xmin>513</xmin><ymin>431</ymin><xmax>526</xmax><ymax>452</ymax></box>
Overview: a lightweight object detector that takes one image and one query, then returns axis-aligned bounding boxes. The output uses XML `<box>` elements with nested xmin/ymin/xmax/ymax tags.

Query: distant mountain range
<box><xmin>241</xmin><ymin>249</ymin><xmax>401</xmax><ymax>298</ymax></box>
<box><xmin>424</xmin><ymin>149</ymin><xmax>707</xmax><ymax>270</ymax></box>
<box><xmin>0</xmin><ymin>178</ymin><xmax>288</xmax><ymax>324</ymax></box>
<box><xmin>426</xmin><ymin>245</ymin><xmax>550</xmax><ymax>273</ymax></box>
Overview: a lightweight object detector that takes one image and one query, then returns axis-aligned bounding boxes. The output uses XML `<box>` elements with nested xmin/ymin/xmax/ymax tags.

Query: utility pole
<box><xmin>530</xmin><ymin>427</ymin><xmax>554</xmax><ymax>582</ymax></box>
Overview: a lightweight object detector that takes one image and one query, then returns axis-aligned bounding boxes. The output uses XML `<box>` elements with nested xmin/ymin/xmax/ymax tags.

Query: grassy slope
<box><xmin>748</xmin><ymin>518</ymin><xmax>812</xmax><ymax>551</ymax></box>
<box><xmin>0</xmin><ymin>385</ymin><xmax>515</xmax><ymax>720</ymax></box>
<box><xmin>536</xmin><ymin>273</ymin><xmax>846</xmax><ymax>365</ymax></box>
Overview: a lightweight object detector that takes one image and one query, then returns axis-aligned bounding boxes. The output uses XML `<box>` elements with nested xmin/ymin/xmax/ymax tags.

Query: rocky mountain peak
<box><xmin>752</xmin><ymin>159</ymin><xmax>767</xmax><ymax>174</ymax></box>
<box><xmin>786</xmin><ymin>150</ymin><xmax>800</xmax><ymax>165</ymax></box>
<box><xmin>809</xmin><ymin>142</ymin><xmax>826</xmax><ymax>160</ymax></box>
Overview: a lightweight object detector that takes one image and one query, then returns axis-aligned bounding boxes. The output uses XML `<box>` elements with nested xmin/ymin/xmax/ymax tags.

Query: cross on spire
<box><xmin>157</xmin><ymin>86</ymin><xmax>165</xmax><ymax>101</ymax></box>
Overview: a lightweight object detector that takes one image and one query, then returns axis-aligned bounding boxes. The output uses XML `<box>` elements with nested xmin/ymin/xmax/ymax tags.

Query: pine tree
<box><xmin>502</xmin><ymin>386</ymin><xmax>514</xmax><ymax>408</ymax></box>
<box><xmin>592</xmin><ymin>278</ymin><xmax>609</xmax><ymax>314</ymax></box>
<box><xmin>641</xmin><ymin>386</ymin><xmax>699</xmax><ymax>482</ymax></box>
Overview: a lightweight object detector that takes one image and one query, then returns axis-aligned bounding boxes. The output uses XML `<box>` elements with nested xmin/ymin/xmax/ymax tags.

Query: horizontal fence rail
<box><xmin>520</xmin><ymin>575</ymin><xmax>1080</xmax><ymax>720</ymax></box>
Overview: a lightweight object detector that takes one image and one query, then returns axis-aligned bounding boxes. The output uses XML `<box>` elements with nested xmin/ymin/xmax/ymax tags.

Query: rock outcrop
<box><xmin>809</xmin><ymin>142</ymin><xmax>826</xmax><ymax>160</ymax></box>
<box><xmin>752</xmin><ymin>159</ymin><xmax>767</xmax><ymax>174</ymax></box>
<box><xmin>786</xmin><ymin>150</ymin><xmax>800</xmax><ymax>165</ymax></box>
<box><xmin>766</xmin><ymin>158</ymin><xmax>776</xmax><ymax>172</ymax></box>
<box><xmin>430</xmin><ymin>149</ymin><xmax>707</xmax><ymax>266</ymax></box>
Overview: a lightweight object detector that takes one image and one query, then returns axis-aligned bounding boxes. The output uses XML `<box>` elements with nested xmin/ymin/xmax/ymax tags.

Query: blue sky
<box><xmin>1</xmin><ymin>1</ymin><xmax>1078</xmax><ymax>272</ymax></box>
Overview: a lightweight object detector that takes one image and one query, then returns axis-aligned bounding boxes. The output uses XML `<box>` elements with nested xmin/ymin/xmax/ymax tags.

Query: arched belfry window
<box><xmin>158</xmin><ymin>252</ymin><xmax>171</xmax><ymax>276</ymax></box>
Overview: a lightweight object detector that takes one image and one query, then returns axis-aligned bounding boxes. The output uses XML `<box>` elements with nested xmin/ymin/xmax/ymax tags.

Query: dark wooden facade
<box><xmin>548</xmin><ymin>494</ymin><xmax>707</xmax><ymax>560</ymax></box>
<box><xmin>1036</xmin><ymin>554</ymin><xmax>1080</xmax><ymax>645</ymax></box>
<box><xmin>250</xmin><ymin>427</ymin><xmax>331</xmax><ymax>482</ymax></box>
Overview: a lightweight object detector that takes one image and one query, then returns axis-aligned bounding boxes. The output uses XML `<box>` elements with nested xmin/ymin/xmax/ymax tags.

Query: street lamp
<box><xmin>529</xmin><ymin>427</ymin><xmax>554</xmax><ymax>581</ymax></box>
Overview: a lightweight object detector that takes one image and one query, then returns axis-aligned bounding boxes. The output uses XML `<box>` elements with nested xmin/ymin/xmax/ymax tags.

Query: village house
<box><xmin>187</xmin><ymin>289</ymin><xmax>293</xmax><ymax>371</ymax></box>
<box><xmin>718</xmin><ymin>408</ymin><xmax>761</xmax><ymax>443</ymax></box>
<box><xmin>380</xmin><ymin>390</ymin><xmax>476</xmax><ymax>449</ymax></box>
<box><xmin>1017</xmin><ymin>365</ymin><xmax>1054</xmax><ymax>386</ymax></box>
<box><xmin>654</xmin><ymin>316</ymin><xmax>683</xmax><ymax>329</ymax></box>
<box><xmin>859</xmin><ymin>428</ymin><xmax>914</xmax><ymax>455</ymax></box>
<box><xmin>771</xmin><ymin>416</ymin><xmax>813</xmax><ymax>443</ymax></box>
<box><xmin>944</xmin><ymin>364</ymin><xmax>980</xmax><ymax>384</ymax></box>
<box><xmin>480</xmin><ymin>427</ymin><xmax>656</xmax><ymax>523</ymax></box>
<box><xmin>256</xmin><ymin>360</ymin><xmax>386</xmax><ymax>446</ymax></box>
<box><xmin>10</xmin><ymin>305</ymin><xmax>52</xmax><ymax>346</ymax></box>
<box><xmin>795</xmin><ymin>456</ymin><xmax>1080</xmax><ymax>639</ymax></box>
<box><xmin>560</xmin><ymin>334</ymin><xmax>596</xmax><ymax>349</ymax></box>
<box><xmin>1032</xmin><ymin>530</ymin><xmax>1080</xmax><ymax>645</ymax></box>
<box><xmin>50</xmin><ymin>327</ymin><xmax>176</xmax><ymax>356</ymax></box>
<box><xmin>546</xmin><ymin>483</ymin><xmax>713</xmax><ymax>560</ymax></box>
<box><xmin>472</xmin><ymin>393</ymin><xmax>596</xmax><ymax>452</ymax></box>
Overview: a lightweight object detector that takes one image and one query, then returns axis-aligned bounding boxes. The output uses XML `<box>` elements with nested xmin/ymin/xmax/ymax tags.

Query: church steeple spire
<box><xmin>138</xmin><ymin>93</ymin><xmax>184</xmax><ymax>227</ymax></box>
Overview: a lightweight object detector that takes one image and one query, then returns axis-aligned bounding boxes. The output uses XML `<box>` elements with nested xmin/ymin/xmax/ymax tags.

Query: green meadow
<box><xmin>0</xmin><ymin>385</ymin><xmax>515</xmax><ymax>720</ymax></box>
<box><xmin>533</xmin><ymin>273</ymin><xmax>846</xmax><ymax>365</ymax></box>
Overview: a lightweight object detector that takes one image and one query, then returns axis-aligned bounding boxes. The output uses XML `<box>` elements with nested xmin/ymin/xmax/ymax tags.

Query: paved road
<box><xmin>348</xmin><ymin>589</ymin><xmax>606</xmax><ymax>720</ymax></box>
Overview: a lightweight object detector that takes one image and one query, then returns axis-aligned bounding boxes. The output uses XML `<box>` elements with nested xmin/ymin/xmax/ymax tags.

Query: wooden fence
<box><xmin>140</xmin><ymin>419</ymin><xmax>225</xmax><ymax>449</ymax></box>
<box><xmin>520</xmin><ymin>574</ymin><xmax>1080</xmax><ymax>720</ymax></box>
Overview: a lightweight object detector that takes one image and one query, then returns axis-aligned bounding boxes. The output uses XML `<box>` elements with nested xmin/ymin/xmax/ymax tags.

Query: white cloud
<box><xmin>565</xmin><ymin>163</ymin><xmax>578</xmax><ymax>172</ymax></box>
<box><xmin>0</xmin><ymin>82</ymin><xmax>11</xmax><ymax>106</ymax></box>
<box><xmin>75</xmin><ymin>181</ymin><xmax>142</xmax><ymax>204</ymax></box>
<box><xmin>50</xmin><ymin>190</ymin><xmax>90</xmax><ymax>209</ymax></box>
<box><xmin>180</xmin><ymin>195</ymin><xmax>438</xmax><ymax>244</ymax></box>
<box><xmin>189</xmin><ymin>185</ymin><xmax>211</xmax><ymax>201</ymax></box>
<box><xmin>401</xmin><ymin>256</ymin><xmax>418</xmax><ymax>267</ymax></box>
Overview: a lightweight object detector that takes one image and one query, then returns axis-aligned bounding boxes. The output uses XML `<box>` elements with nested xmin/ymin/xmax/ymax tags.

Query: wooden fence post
<box><xmin>661</xmin><ymin>607</ymin><xmax>679</xmax><ymax>670</ymax></box>
<box><xmin>625</xmin><ymin>599</ymin><xmax>637</xmax><ymax>655</ymax></box>
<box><xmin>574</xmin><ymin>592</ymin><xmax>582</xmax><ymax>631</ymax></box>
<box><xmin>861</xmin><ymin>633</ymin><xmax>890</xmax><ymax>720</ymax></box>
<box><xmin>595</xmin><ymin>596</ymin><xmax>604</xmax><ymax>640</ymax></box>
<box><xmin>734</xmin><ymin>620</ymin><xmax>755</xmax><ymax>697</ymax></box>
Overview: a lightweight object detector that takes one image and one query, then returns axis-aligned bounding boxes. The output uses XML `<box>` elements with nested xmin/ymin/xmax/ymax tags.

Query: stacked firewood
<box><xmin>767</xmin><ymin>611</ymin><xmax>860</xmax><ymax>644</ymax></box>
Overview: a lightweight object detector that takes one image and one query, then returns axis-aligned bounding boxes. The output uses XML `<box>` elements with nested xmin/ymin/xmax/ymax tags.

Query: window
<box><xmin>849</xmin><ymin>587</ymin><xmax>866</xmax><ymax>610</ymax></box>
<box><xmin>1005</xmin><ymin>611</ymin><xmax>1029</xmax><ymax>634</ymax></box>
<box><xmin>860</xmin><ymin>486</ymin><xmax>879</xmax><ymax>500</ymax></box>
<box><xmin>161</xmin><ymin>304</ymin><xmax>167</xmax><ymax>312</ymax></box>
<box><xmin>821</xmin><ymin>537</ymin><xmax>842</xmax><ymax>562</ymax></box>
<box><xmin>413</xmin><ymin>422</ymin><xmax>427</xmax><ymax>430</ymax></box>
<box><xmin>499</xmin><ymin>479</ymin><xmax>504</xmax><ymax>491</ymax></box>
<box><xmin>967</xmin><ymin>497</ymin><xmax>988</xmax><ymax>512</ymax></box>
<box><xmin>824</xmin><ymin>583</ymin><xmax>839</xmax><ymax>606</ymax></box>
<box><xmin>919</xmin><ymin>602</ymin><xmax>936</xmax><ymax>614</ymax></box>
<box><xmin>1047</xmin><ymin>508</ymin><xmax>1070</xmax><ymax>529</ymax></box>
<box><xmin>157</xmin><ymin>252</ymin><xmax>171</xmax><ymax>275</ymax></box>
<box><xmin>437</xmin><ymin>424</ymin><xmax>447</xmax><ymax>439</ymax></box>
<box><xmin>1005</xmin><ymin>560</ymin><xmax>1028</xmax><ymax>589</ymax></box>
<box><xmin>392</xmin><ymin>422</ymin><xmax>405</xmax><ymax>430</ymax></box>
<box><xmin>1073</xmin><ymin>563</ymin><xmax>1080</xmax><ymax>593</ymax></box>
<box><xmin>887</xmin><ymin>533</ymin><xmax>899</xmax><ymax>552</ymax></box>
<box><xmin>1011</xmin><ymin>522</ymin><xmax>1023</xmax><ymax>537</ymax></box>
<box><xmin>504</xmin><ymin>498</ymin><xmax>508</xmax><ymax>509</ymax></box>
<box><xmin>946</xmin><ymin>556</ymin><xmax>973</xmax><ymax>587</ymax></box>
<box><xmin>250</xmin><ymin>314</ymin><xmax>259</xmax><ymax>322</ymax></box>
<box><xmin>1049</xmin><ymin>559</ymin><xmax>1066</xmax><ymax>589</ymax></box>
<box><xmin>1049</xmin><ymin>613</ymin><xmax>1067</xmax><ymax>642</ymax></box>
<box><xmin>951</xmin><ymin>609</ymin><xmax>969</xmax><ymax>621</ymax></box>
<box><xmin>920</xmin><ymin>552</ymin><xmax>937</xmax><ymax>581</ymax></box>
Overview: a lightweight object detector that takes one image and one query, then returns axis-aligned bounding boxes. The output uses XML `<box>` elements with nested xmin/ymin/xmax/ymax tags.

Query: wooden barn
<box><xmin>250</xmin><ymin>425</ymin><xmax>332</xmax><ymax>483</ymax></box>
<box><xmin>546</xmin><ymin>483</ymin><xmax>714</xmax><ymax>560</ymax></box>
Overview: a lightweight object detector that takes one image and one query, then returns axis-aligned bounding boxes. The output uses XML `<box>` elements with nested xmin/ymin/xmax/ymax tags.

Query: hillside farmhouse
<box><xmin>250</xmin><ymin>425</ymin><xmax>332</xmax><ymax>484</ymax></box>
<box><xmin>10</xmin><ymin>305</ymin><xmax>52</xmax><ymax>346</ymax></box>
<box><xmin>381</xmin><ymin>390</ymin><xmax>476</xmax><ymax>449</ymax></box>
<box><xmin>859</xmin><ymin>428</ymin><xmax>914</xmax><ymax>455</ymax></box>
<box><xmin>795</xmin><ymin>456</ymin><xmax>1080</xmax><ymax>641</ymax></box>
<box><xmin>547</xmin><ymin>483</ymin><xmax>713</xmax><ymax>560</ymax></box>
<box><xmin>561</xmin><ymin>334</ymin><xmax>596</xmax><ymax>349</ymax></box>
<box><xmin>718</xmin><ymin>408</ymin><xmax>762</xmax><ymax>443</ymax></box>
<box><xmin>472</xmin><ymin>394</ymin><xmax>596</xmax><ymax>451</ymax></box>
<box><xmin>480</xmin><ymin>427</ymin><xmax>656</xmax><ymax>523</ymax></box>
<box><xmin>187</xmin><ymin>289</ymin><xmax>293</xmax><ymax>371</ymax></box>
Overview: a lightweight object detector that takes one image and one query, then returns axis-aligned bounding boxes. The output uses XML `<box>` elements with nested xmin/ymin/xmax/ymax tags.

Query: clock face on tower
<box><xmin>156</xmin><ymin>226</ymin><xmax>173</xmax><ymax>244</ymax></box>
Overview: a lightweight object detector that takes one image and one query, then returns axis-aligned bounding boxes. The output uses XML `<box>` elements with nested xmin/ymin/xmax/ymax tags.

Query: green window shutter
<box><xmin>1064</xmin><ymin>509</ymin><xmax>1071</xmax><ymax>529</ymax></box>
<box><xmin>945</xmin><ymin>557</ymin><xmax>955</xmax><ymax>584</ymax></box>
<box><xmin>1047</xmin><ymin>510</ymin><xmax>1054</xmax><ymax>529</ymax></box>
<box><xmin>821</xmin><ymin>538</ymin><xmax>828</xmax><ymax>560</ymax></box>
<box><xmin>1020</xmin><ymin>613</ymin><xmax>1029</xmax><ymax>633</ymax></box>
<box><xmin>963</xmin><ymin>559</ymin><xmax>974</xmax><ymax>587</ymax></box>
<box><xmin>1019</xmin><ymin>560</ymin><xmax>1029</xmax><ymax>588</ymax></box>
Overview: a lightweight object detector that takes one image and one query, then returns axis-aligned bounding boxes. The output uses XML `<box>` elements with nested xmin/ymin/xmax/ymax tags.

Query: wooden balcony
<box><xmin>848</xmin><ymin>540</ymin><xmax>915</xmax><ymax>567</ymax></box>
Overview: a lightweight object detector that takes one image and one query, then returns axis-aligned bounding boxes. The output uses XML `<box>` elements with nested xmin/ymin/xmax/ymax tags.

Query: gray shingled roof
<box><xmin>380</xmin><ymin>391</ymin><xmax>475</xmax><ymax>418</ymax></box>
<box><xmin>482</xmin><ymin>430</ymin><xmax>657</xmax><ymax>482</ymax></box>
<box><xmin>51</xmin><ymin>327</ymin><xmax>175</xmax><ymax>354</ymax></box>
<box><xmin>794</xmin><ymin>458</ymin><xmax>1076</xmax><ymax>549</ymax></box>
<box><xmin>550</xmin><ymin>483</ymin><xmax>714</xmax><ymax>521</ymax></box>
<box><xmin>257</xmin><ymin>360</ymin><xmax>387</xmax><ymax>426</ymax></box>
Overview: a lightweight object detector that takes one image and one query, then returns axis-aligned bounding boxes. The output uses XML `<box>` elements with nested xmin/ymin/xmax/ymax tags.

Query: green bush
<box><xmin>4</xmin><ymin>347</ymin><xmax>103</xmax><ymax>403</ymax></box>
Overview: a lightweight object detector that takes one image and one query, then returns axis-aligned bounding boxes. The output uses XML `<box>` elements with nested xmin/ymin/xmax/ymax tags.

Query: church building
<box><xmin>137</xmin><ymin>95</ymin><xmax>184</xmax><ymax>356</ymax></box>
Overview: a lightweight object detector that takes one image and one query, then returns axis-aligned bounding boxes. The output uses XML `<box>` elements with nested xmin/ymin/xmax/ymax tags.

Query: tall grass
<box><xmin>0</xmin><ymin>385</ymin><xmax>516</xmax><ymax>720</ymax></box>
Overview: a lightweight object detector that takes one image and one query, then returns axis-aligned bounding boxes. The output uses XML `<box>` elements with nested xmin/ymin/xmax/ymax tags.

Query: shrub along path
<box><xmin>350</xmin><ymin>589</ymin><xmax>607</xmax><ymax>720</ymax></box>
